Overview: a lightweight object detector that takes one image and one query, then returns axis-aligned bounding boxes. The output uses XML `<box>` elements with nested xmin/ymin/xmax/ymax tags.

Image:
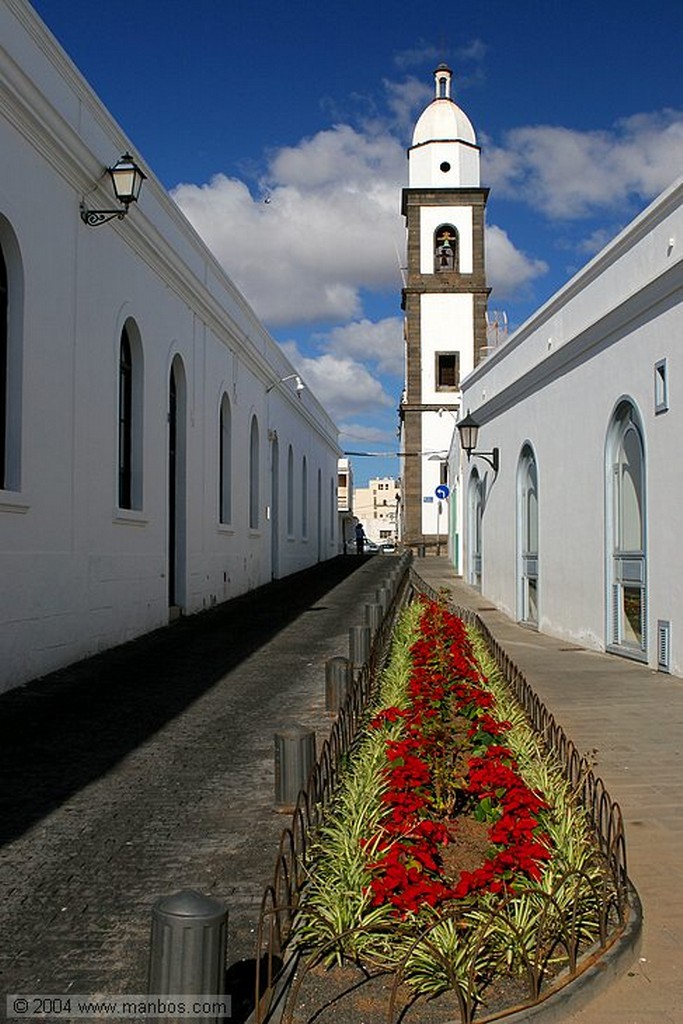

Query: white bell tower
<box><xmin>400</xmin><ymin>64</ymin><xmax>489</xmax><ymax>553</ymax></box>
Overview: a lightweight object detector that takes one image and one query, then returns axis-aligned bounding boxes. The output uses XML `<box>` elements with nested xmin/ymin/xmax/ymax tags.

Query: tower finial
<box><xmin>434</xmin><ymin>63</ymin><xmax>453</xmax><ymax>100</ymax></box>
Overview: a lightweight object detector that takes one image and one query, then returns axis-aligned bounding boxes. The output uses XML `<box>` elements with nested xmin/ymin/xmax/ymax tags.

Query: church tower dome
<box><xmin>408</xmin><ymin>64</ymin><xmax>480</xmax><ymax>188</ymax></box>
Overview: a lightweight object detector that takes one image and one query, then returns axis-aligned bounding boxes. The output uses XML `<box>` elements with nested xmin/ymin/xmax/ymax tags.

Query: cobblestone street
<box><xmin>0</xmin><ymin>555</ymin><xmax>395</xmax><ymax>1020</ymax></box>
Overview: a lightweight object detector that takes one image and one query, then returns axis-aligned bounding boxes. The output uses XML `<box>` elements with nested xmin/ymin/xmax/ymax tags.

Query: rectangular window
<box><xmin>436</xmin><ymin>352</ymin><xmax>460</xmax><ymax>390</ymax></box>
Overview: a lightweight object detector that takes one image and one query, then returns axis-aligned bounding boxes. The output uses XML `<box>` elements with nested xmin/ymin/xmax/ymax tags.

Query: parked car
<box><xmin>379</xmin><ymin>541</ymin><xmax>397</xmax><ymax>553</ymax></box>
<box><xmin>364</xmin><ymin>539</ymin><xmax>380</xmax><ymax>553</ymax></box>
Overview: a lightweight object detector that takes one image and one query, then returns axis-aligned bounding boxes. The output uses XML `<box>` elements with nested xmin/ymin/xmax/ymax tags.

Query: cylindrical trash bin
<box><xmin>274</xmin><ymin>725</ymin><xmax>316</xmax><ymax>812</ymax></box>
<box><xmin>325</xmin><ymin>656</ymin><xmax>351</xmax><ymax>713</ymax></box>
<box><xmin>148</xmin><ymin>889</ymin><xmax>228</xmax><ymax>1024</ymax></box>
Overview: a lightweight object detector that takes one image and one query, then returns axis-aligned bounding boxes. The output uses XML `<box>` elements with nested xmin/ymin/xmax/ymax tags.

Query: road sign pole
<box><xmin>434</xmin><ymin>485</ymin><xmax>449</xmax><ymax>556</ymax></box>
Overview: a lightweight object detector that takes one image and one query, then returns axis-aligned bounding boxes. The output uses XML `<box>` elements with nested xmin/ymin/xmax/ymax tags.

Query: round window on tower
<box><xmin>440</xmin><ymin>161</ymin><xmax>451</xmax><ymax>173</ymax></box>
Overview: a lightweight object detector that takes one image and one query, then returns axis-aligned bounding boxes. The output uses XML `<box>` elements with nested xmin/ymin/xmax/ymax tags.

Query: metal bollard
<box><xmin>325</xmin><ymin>656</ymin><xmax>351</xmax><ymax>713</ymax></box>
<box><xmin>349</xmin><ymin>623</ymin><xmax>371</xmax><ymax>671</ymax></box>
<box><xmin>364</xmin><ymin>602</ymin><xmax>382</xmax><ymax>635</ymax></box>
<box><xmin>148</xmin><ymin>889</ymin><xmax>228</xmax><ymax>1023</ymax></box>
<box><xmin>274</xmin><ymin>725</ymin><xmax>316</xmax><ymax>812</ymax></box>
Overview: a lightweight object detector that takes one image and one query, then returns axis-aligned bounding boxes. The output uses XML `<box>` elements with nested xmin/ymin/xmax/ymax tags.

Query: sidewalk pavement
<box><xmin>0</xmin><ymin>554</ymin><xmax>397</xmax><ymax>1022</ymax></box>
<box><xmin>413</xmin><ymin>557</ymin><xmax>683</xmax><ymax>1024</ymax></box>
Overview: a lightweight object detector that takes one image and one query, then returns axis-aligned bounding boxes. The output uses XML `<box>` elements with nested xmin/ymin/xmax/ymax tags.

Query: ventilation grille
<box><xmin>657</xmin><ymin>619</ymin><xmax>671</xmax><ymax>673</ymax></box>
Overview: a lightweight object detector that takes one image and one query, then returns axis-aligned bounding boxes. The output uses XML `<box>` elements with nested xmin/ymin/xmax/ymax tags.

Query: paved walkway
<box><xmin>415</xmin><ymin>558</ymin><xmax>683</xmax><ymax>1024</ymax></box>
<box><xmin>0</xmin><ymin>555</ymin><xmax>397</xmax><ymax>1021</ymax></box>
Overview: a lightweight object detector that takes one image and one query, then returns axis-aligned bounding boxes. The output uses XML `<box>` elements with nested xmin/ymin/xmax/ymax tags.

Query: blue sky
<box><xmin>32</xmin><ymin>0</ymin><xmax>683</xmax><ymax>484</ymax></box>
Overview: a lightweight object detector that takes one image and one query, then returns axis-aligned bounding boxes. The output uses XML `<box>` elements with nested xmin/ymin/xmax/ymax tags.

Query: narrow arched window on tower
<box><xmin>438</xmin><ymin>75</ymin><xmax>448</xmax><ymax>98</ymax></box>
<box><xmin>434</xmin><ymin>224</ymin><xmax>458</xmax><ymax>272</ymax></box>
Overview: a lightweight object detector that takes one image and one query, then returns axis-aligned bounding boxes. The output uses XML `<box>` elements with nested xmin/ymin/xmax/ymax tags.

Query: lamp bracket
<box><xmin>80</xmin><ymin>202</ymin><xmax>127</xmax><ymax>227</ymax></box>
<box><xmin>470</xmin><ymin>448</ymin><xmax>500</xmax><ymax>473</ymax></box>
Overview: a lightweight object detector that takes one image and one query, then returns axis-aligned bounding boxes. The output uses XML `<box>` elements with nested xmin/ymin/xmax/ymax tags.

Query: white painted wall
<box><xmin>0</xmin><ymin>0</ymin><xmax>339</xmax><ymax>691</ymax></box>
<box><xmin>419</xmin><ymin>412</ymin><xmax>456</xmax><ymax>536</ymax></box>
<box><xmin>409</xmin><ymin>142</ymin><xmax>480</xmax><ymax>190</ymax></box>
<box><xmin>458</xmin><ymin>176</ymin><xmax>683</xmax><ymax>676</ymax></box>
<box><xmin>420</xmin><ymin>293</ymin><xmax>474</xmax><ymax>405</ymax></box>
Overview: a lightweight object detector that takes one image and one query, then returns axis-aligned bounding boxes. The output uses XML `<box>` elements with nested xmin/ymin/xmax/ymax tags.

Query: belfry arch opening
<box><xmin>434</xmin><ymin>224</ymin><xmax>459</xmax><ymax>272</ymax></box>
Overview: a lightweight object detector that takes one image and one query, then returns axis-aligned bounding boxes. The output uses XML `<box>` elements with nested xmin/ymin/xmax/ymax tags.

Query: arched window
<box><xmin>249</xmin><ymin>414</ymin><xmax>260</xmax><ymax>530</ymax></box>
<box><xmin>517</xmin><ymin>445</ymin><xmax>539</xmax><ymax>625</ymax></box>
<box><xmin>117</xmin><ymin>321</ymin><xmax>143</xmax><ymax>510</ymax></box>
<box><xmin>219</xmin><ymin>393</ymin><xmax>232</xmax><ymax>524</ymax></box>
<box><xmin>434</xmin><ymin>223</ymin><xmax>459</xmax><ymax>273</ymax></box>
<box><xmin>287</xmin><ymin>445</ymin><xmax>294</xmax><ymax>536</ymax></box>
<box><xmin>330</xmin><ymin>475</ymin><xmax>335</xmax><ymax>541</ymax></box>
<box><xmin>607</xmin><ymin>401</ymin><xmax>646</xmax><ymax>656</ymax></box>
<box><xmin>118</xmin><ymin>329</ymin><xmax>133</xmax><ymax>508</ymax></box>
<box><xmin>467</xmin><ymin>469</ymin><xmax>483</xmax><ymax>589</ymax></box>
<box><xmin>0</xmin><ymin>242</ymin><xmax>8</xmax><ymax>489</ymax></box>
<box><xmin>0</xmin><ymin>219</ymin><xmax>23</xmax><ymax>492</ymax></box>
<box><xmin>301</xmin><ymin>455</ymin><xmax>308</xmax><ymax>538</ymax></box>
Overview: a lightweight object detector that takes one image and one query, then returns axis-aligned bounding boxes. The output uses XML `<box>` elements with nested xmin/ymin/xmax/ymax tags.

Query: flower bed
<box><xmin>365</xmin><ymin>604</ymin><xmax>552</xmax><ymax>915</ymax></box>
<box><xmin>290</xmin><ymin>597</ymin><xmax>619</xmax><ymax>1022</ymax></box>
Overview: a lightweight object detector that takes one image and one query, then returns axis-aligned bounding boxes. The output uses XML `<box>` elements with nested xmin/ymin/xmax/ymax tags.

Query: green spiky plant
<box><xmin>295</xmin><ymin>601</ymin><xmax>421</xmax><ymax>966</ymax></box>
<box><xmin>293</xmin><ymin>599</ymin><xmax>616</xmax><ymax>1008</ymax></box>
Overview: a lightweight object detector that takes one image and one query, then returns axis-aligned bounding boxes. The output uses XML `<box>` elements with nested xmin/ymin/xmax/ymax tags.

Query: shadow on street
<box><xmin>0</xmin><ymin>556</ymin><xmax>370</xmax><ymax>847</ymax></box>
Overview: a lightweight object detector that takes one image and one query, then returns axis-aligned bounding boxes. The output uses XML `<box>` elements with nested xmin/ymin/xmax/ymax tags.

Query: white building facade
<box><xmin>455</xmin><ymin>176</ymin><xmax>683</xmax><ymax>677</ymax></box>
<box><xmin>353</xmin><ymin>477</ymin><xmax>401</xmax><ymax>545</ymax></box>
<box><xmin>0</xmin><ymin>0</ymin><xmax>340</xmax><ymax>692</ymax></box>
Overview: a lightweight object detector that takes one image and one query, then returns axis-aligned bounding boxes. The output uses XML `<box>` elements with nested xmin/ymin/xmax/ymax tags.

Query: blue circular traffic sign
<box><xmin>435</xmin><ymin>484</ymin><xmax>450</xmax><ymax>500</ymax></box>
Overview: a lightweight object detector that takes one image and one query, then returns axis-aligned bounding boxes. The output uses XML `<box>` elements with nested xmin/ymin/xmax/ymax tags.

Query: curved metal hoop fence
<box><xmin>253</xmin><ymin>554</ymin><xmax>414</xmax><ymax>1022</ymax></box>
<box><xmin>254</xmin><ymin>563</ymin><xmax>636</xmax><ymax>1024</ymax></box>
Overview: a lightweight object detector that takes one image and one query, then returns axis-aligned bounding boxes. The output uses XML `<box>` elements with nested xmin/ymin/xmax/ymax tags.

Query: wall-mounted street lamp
<box><xmin>80</xmin><ymin>153</ymin><xmax>147</xmax><ymax>226</ymax></box>
<box><xmin>266</xmin><ymin>373</ymin><xmax>305</xmax><ymax>397</ymax></box>
<box><xmin>457</xmin><ymin>411</ymin><xmax>500</xmax><ymax>473</ymax></box>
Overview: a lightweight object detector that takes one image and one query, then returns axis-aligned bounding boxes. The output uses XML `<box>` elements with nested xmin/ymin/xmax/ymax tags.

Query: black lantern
<box><xmin>456</xmin><ymin>411</ymin><xmax>480</xmax><ymax>458</ymax></box>
<box><xmin>80</xmin><ymin>153</ymin><xmax>146</xmax><ymax>227</ymax></box>
<box><xmin>109</xmin><ymin>153</ymin><xmax>146</xmax><ymax>208</ymax></box>
<box><xmin>457</xmin><ymin>411</ymin><xmax>499</xmax><ymax>472</ymax></box>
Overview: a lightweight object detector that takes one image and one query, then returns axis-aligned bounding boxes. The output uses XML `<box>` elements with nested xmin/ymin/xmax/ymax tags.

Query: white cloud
<box><xmin>485</xmin><ymin>224</ymin><xmax>548</xmax><ymax>298</ymax></box>
<box><xmin>321</xmin><ymin>318</ymin><xmax>404</xmax><ymax>378</ymax></box>
<box><xmin>173</xmin><ymin>125</ymin><xmax>406</xmax><ymax>327</ymax></box>
<box><xmin>273</xmin><ymin>319</ymin><xmax>403</xmax><ymax>425</ymax></box>
<box><xmin>280</xmin><ymin>341</ymin><xmax>394</xmax><ymax>422</ymax></box>
<box><xmin>338</xmin><ymin>422</ymin><xmax>397</xmax><ymax>446</ymax></box>
<box><xmin>484</xmin><ymin>110</ymin><xmax>683</xmax><ymax>220</ymax></box>
<box><xmin>381</xmin><ymin>76</ymin><xmax>432</xmax><ymax>135</ymax></box>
